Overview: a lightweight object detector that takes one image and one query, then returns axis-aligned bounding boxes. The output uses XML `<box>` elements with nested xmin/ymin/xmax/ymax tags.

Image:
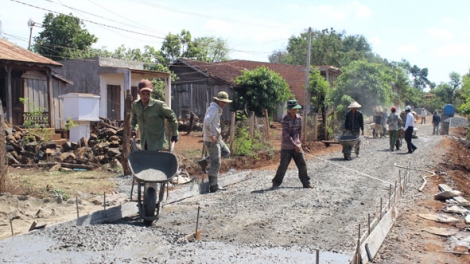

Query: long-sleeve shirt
<box><xmin>203</xmin><ymin>102</ymin><xmax>223</xmax><ymax>142</ymax></box>
<box><xmin>403</xmin><ymin>112</ymin><xmax>415</xmax><ymax>131</ymax></box>
<box><xmin>280</xmin><ymin>113</ymin><xmax>302</xmax><ymax>150</ymax></box>
<box><xmin>387</xmin><ymin>112</ymin><xmax>402</xmax><ymax>130</ymax></box>
<box><xmin>432</xmin><ymin>114</ymin><xmax>441</xmax><ymax>124</ymax></box>
<box><xmin>344</xmin><ymin>110</ymin><xmax>364</xmax><ymax>133</ymax></box>
<box><xmin>131</xmin><ymin>98</ymin><xmax>178</xmax><ymax>151</ymax></box>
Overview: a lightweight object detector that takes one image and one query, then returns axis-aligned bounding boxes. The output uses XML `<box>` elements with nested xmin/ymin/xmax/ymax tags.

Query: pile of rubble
<box><xmin>3</xmin><ymin>120</ymin><xmax>126</xmax><ymax>171</ymax></box>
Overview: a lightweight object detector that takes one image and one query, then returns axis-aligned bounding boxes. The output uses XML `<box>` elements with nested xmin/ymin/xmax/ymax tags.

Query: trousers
<box><xmin>272</xmin><ymin>149</ymin><xmax>310</xmax><ymax>187</ymax></box>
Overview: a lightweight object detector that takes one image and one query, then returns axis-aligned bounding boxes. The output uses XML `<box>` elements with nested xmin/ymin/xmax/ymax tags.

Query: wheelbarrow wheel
<box><xmin>344</xmin><ymin>153</ymin><xmax>351</xmax><ymax>160</ymax></box>
<box><xmin>143</xmin><ymin>187</ymin><xmax>157</xmax><ymax>226</ymax></box>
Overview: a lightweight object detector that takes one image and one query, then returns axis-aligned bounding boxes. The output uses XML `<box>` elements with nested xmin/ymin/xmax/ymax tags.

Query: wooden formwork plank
<box><xmin>356</xmin><ymin>206</ymin><xmax>399</xmax><ymax>263</ymax></box>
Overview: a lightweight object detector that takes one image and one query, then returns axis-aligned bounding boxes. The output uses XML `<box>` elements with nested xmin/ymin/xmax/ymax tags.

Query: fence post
<box><xmin>229</xmin><ymin>112</ymin><xmax>236</xmax><ymax>153</ymax></box>
<box><xmin>249</xmin><ymin>111</ymin><xmax>255</xmax><ymax>140</ymax></box>
<box><xmin>264</xmin><ymin>109</ymin><xmax>270</xmax><ymax>141</ymax></box>
<box><xmin>313</xmin><ymin>113</ymin><xmax>318</xmax><ymax>141</ymax></box>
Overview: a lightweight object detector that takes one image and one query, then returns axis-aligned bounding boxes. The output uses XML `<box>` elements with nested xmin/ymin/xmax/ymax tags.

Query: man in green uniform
<box><xmin>131</xmin><ymin>79</ymin><xmax>179</xmax><ymax>150</ymax></box>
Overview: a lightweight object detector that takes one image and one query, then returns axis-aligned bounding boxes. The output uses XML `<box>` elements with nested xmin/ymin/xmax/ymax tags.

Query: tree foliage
<box><xmin>34</xmin><ymin>13</ymin><xmax>97</xmax><ymax>61</ymax></box>
<box><xmin>234</xmin><ymin>66</ymin><xmax>292</xmax><ymax>116</ymax></box>
<box><xmin>309</xmin><ymin>68</ymin><xmax>331</xmax><ymax>111</ymax></box>
<box><xmin>458</xmin><ymin>74</ymin><xmax>470</xmax><ymax>116</ymax></box>
<box><xmin>330</xmin><ymin>60</ymin><xmax>393</xmax><ymax>116</ymax></box>
<box><xmin>160</xmin><ymin>30</ymin><xmax>230</xmax><ymax>64</ymax></box>
<box><xmin>269</xmin><ymin>28</ymin><xmax>373</xmax><ymax>67</ymax></box>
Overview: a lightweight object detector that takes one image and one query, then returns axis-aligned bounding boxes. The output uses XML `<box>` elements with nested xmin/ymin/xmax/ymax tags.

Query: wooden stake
<box><xmin>229</xmin><ymin>112</ymin><xmax>236</xmax><ymax>152</ymax></box>
<box><xmin>394</xmin><ymin>181</ymin><xmax>397</xmax><ymax>203</ymax></box>
<box><xmin>264</xmin><ymin>109</ymin><xmax>270</xmax><ymax>141</ymax></box>
<box><xmin>9</xmin><ymin>219</ymin><xmax>14</xmax><ymax>236</ymax></box>
<box><xmin>316</xmin><ymin>249</ymin><xmax>319</xmax><ymax>264</ymax></box>
<box><xmin>103</xmin><ymin>192</ymin><xmax>106</xmax><ymax>211</ymax></box>
<box><xmin>195</xmin><ymin>206</ymin><xmax>200</xmax><ymax>236</ymax></box>
<box><xmin>380</xmin><ymin>198</ymin><xmax>383</xmax><ymax>219</ymax></box>
<box><xmin>75</xmin><ymin>197</ymin><xmax>79</xmax><ymax>218</ymax></box>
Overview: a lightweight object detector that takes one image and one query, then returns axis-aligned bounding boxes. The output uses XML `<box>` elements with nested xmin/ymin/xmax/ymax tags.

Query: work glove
<box><xmin>131</xmin><ymin>130</ymin><xmax>137</xmax><ymax>137</ymax></box>
<box><xmin>171</xmin><ymin>135</ymin><xmax>179</xmax><ymax>142</ymax></box>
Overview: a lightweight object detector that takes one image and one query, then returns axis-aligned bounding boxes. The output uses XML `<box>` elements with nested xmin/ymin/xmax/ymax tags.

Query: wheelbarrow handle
<box><xmin>170</xmin><ymin>141</ymin><xmax>175</xmax><ymax>153</ymax></box>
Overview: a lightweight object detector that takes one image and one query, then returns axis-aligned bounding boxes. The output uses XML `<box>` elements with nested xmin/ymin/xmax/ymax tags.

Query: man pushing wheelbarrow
<box><xmin>341</xmin><ymin>101</ymin><xmax>364</xmax><ymax>160</ymax></box>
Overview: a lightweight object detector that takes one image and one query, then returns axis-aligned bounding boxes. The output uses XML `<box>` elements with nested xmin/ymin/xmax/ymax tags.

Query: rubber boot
<box><xmin>209</xmin><ymin>176</ymin><xmax>226</xmax><ymax>192</ymax></box>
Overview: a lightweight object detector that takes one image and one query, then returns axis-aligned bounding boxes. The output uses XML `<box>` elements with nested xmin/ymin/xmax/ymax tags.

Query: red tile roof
<box><xmin>177</xmin><ymin>59</ymin><xmax>343</xmax><ymax>105</ymax></box>
<box><xmin>0</xmin><ymin>38</ymin><xmax>62</xmax><ymax>66</ymax></box>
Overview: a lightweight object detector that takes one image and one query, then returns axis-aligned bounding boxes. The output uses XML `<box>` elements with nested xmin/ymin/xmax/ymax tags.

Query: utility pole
<box><xmin>303</xmin><ymin>27</ymin><xmax>312</xmax><ymax>142</ymax></box>
<box><xmin>27</xmin><ymin>19</ymin><xmax>35</xmax><ymax>50</ymax></box>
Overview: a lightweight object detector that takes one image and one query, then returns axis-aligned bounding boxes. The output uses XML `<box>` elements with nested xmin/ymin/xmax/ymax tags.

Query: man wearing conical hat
<box><xmin>198</xmin><ymin>91</ymin><xmax>232</xmax><ymax>193</ymax></box>
<box><xmin>344</xmin><ymin>101</ymin><xmax>364</xmax><ymax>157</ymax></box>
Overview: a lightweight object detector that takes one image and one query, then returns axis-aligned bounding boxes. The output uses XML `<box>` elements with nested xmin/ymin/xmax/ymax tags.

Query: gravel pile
<box><xmin>448</xmin><ymin>115</ymin><xmax>468</xmax><ymax>128</ymax></box>
<box><xmin>0</xmin><ymin>123</ymin><xmax>453</xmax><ymax>263</ymax></box>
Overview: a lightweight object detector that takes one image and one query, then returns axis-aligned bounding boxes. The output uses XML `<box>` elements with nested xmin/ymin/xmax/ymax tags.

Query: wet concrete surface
<box><xmin>0</xmin><ymin>122</ymin><xmax>451</xmax><ymax>263</ymax></box>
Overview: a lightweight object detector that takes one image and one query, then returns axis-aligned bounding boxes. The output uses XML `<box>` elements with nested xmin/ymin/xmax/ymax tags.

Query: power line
<box><xmin>126</xmin><ymin>0</ymin><xmax>285</xmax><ymax>29</ymax></box>
<box><xmin>10</xmin><ymin>0</ymin><xmax>166</xmax><ymax>39</ymax></box>
<box><xmin>43</xmin><ymin>0</ymin><xmax>167</xmax><ymax>35</ymax></box>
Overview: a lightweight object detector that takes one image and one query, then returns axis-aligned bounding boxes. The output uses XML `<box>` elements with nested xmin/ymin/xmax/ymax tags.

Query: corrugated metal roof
<box><xmin>0</xmin><ymin>38</ymin><xmax>62</xmax><ymax>66</ymax></box>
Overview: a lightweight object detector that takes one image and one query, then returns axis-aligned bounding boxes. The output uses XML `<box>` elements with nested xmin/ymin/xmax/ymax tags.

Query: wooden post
<box><xmin>249</xmin><ymin>111</ymin><xmax>255</xmax><ymax>140</ymax></box>
<box><xmin>264</xmin><ymin>109</ymin><xmax>270</xmax><ymax>141</ymax></box>
<box><xmin>0</xmin><ymin>100</ymin><xmax>6</xmax><ymax>192</ymax></box>
<box><xmin>121</xmin><ymin>90</ymin><xmax>133</xmax><ymax>176</ymax></box>
<box><xmin>229</xmin><ymin>112</ymin><xmax>236</xmax><ymax>153</ymax></box>
<box><xmin>313</xmin><ymin>113</ymin><xmax>318</xmax><ymax>141</ymax></box>
<box><xmin>302</xmin><ymin>108</ymin><xmax>308</xmax><ymax>143</ymax></box>
<box><xmin>324</xmin><ymin>113</ymin><xmax>328</xmax><ymax>140</ymax></box>
<box><xmin>75</xmin><ymin>197</ymin><xmax>79</xmax><ymax>218</ymax></box>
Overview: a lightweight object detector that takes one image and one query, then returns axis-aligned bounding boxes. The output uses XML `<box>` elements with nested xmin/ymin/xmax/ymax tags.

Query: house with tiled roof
<box><xmin>0</xmin><ymin>37</ymin><xmax>72</xmax><ymax>129</ymax></box>
<box><xmin>170</xmin><ymin>58</ymin><xmax>341</xmax><ymax>121</ymax></box>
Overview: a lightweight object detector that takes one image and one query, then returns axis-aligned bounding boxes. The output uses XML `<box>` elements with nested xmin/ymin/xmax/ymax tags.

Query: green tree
<box><xmin>160</xmin><ymin>30</ymin><xmax>230</xmax><ymax>64</ymax></box>
<box><xmin>269</xmin><ymin>28</ymin><xmax>373</xmax><ymax>67</ymax></box>
<box><xmin>186</xmin><ymin>36</ymin><xmax>230</xmax><ymax>62</ymax></box>
<box><xmin>448</xmin><ymin>71</ymin><xmax>462</xmax><ymax>104</ymax></box>
<box><xmin>234</xmin><ymin>66</ymin><xmax>292</xmax><ymax>116</ymax></box>
<box><xmin>409</xmin><ymin>65</ymin><xmax>431</xmax><ymax>90</ymax></box>
<box><xmin>34</xmin><ymin>13</ymin><xmax>97</xmax><ymax>61</ymax></box>
<box><xmin>458</xmin><ymin>74</ymin><xmax>470</xmax><ymax>116</ymax></box>
<box><xmin>331</xmin><ymin>60</ymin><xmax>393</xmax><ymax>115</ymax></box>
<box><xmin>308</xmin><ymin>68</ymin><xmax>331</xmax><ymax>129</ymax></box>
<box><xmin>160</xmin><ymin>32</ymin><xmax>181</xmax><ymax>64</ymax></box>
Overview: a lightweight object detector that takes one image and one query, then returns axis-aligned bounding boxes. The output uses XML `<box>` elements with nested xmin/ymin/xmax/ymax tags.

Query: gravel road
<box><xmin>1</xmin><ymin>118</ymin><xmax>466</xmax><ymax>264</ymax></box>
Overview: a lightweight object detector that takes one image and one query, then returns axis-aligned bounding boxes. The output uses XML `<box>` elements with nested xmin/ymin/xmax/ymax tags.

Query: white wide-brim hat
<box><xmin>348</xmin><ymin>101</ymin><xmax>361</xmax><ymax>108</ymax></box>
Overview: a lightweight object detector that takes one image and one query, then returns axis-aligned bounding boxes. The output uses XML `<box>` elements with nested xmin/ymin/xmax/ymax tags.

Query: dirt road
<box><xmin>1</xmin><ymin>120</ymin><xmax>469</xmax><ymax>263</ymax></box>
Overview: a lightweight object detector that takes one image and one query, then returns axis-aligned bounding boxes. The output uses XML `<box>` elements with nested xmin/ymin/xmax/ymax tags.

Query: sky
<box><xmin>1</xmin><ymin>0</ymin><xmax>470</xmax><ymax>85</ymax></box>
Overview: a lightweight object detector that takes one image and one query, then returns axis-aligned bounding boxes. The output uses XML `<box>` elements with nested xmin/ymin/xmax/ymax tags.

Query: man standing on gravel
<box><xmin>271</xmin><ymin>100</ymin><xmax>314</xmax><ymax>190</ymax></box>
<box><xmin>198</xmin><ymin>91</ymin><xmax>232</xmax><ymax>193</ymax></box>
<box><xmin>131</xmin><ymin>79</ymin><xmax>179</xmax><ymax>150</ymax></box>
<box><xmin>432</xmin><ymin>111</ymin><xmax>441</xmax><ymax>135</ymax></box>
<box><xmin>344</xmin><ymin>101</ymin><xmax>364</xmax><ymax>157</ymax></box>
<box><xmin>387</xmin><ymin>106</ymin><xmax>402</xmax><ymax>151</ymax></box>
<box><xmin>403</xmin><ymin>105</ymin><xmax>417</xmax><ymax>153</ymax></box>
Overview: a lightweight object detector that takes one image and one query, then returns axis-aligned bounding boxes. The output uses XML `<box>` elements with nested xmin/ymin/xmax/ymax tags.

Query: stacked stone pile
<box><xmin>3</xmin><ymin>119</ymin><xmax>126</xmax><ymax>170</ymax></box>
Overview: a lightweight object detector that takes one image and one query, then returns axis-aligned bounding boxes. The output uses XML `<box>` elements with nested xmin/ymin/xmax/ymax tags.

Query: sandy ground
<box><xmin>1</xmin><ymin>119</ymin><xmax>469</xmax><ymax>263</ymax></box>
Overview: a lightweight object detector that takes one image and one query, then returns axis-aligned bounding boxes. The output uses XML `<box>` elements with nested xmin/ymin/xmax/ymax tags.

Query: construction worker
<box><xmin>271</xmin><ymin>99</ymin><xmax>314</xmax><ymax>189</ymax></box>
<box><xmin>198</xmin><ymin>91</ymin><xmax>232</xmax><ymax>193</ymax></box>
<box><xmin>403</xmin><ymin>105</ymin><xmax>417</xmax><ymax>153</ymax></box>
<box><xmin>387</xmin><ymin>106</ymin><xmax>402</xmax><ymax>151</ymax></box>
<box><xmin>344</xmin><ymin>101</ymin><xmax>364</xmax><ymax>157</ymax></box>
<box><xmin>131</xmin><ymin>79</ymin><xmax>179</xmax><ymax>151</ymax></box>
